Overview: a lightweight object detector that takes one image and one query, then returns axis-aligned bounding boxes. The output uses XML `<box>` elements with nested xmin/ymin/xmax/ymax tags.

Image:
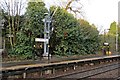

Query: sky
<box><xmin>81</xmin><ymin>0</ymin><xmax>119</xmax><ymax>33</ymax></box>
<box><xmin>0</xmin><ymin>0</ymin><xmax>119</xmax><ymax>33</ymax></box>
<box><xmin>44</xmin><ymin>0</ymin><xmax>119</xmax><ymax>33</ymax></box>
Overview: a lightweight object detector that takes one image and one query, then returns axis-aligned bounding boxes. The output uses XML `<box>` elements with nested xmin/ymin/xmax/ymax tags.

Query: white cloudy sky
<box><xmin>0</xmin><ymin>0</ymin><xmax>119</xmax><ymax>32</ymax></box>
<box><xmin>44</xmin><ymin>0</ymin><xmax>119</xmax><ymax>33</ymax></box>
<box><xmin>81</xmin><ymin>0</ymin><xmax>119</xmax><ymax>32</ymax></box>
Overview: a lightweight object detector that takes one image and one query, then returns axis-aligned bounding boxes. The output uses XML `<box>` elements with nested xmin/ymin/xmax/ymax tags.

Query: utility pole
<box><xmin>117</xmin><ymin>2</ymin><xmax>120</xmax><ymax>54</ymax></box>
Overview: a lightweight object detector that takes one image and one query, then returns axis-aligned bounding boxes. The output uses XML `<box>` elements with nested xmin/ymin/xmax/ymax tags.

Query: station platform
<box><xmin>1</xmin><ymin>53</ymin><xmax>110</xmax><ymax>67</ymax></box>
<box><xmin>1</xmin><ymin>52</ymin><xmax>119</xmax><ymax>79</ymax></box>
<box><xmin>1</xmin><ymin>53</ymin><xmax>119</xmax><ymax>70</ymax></box>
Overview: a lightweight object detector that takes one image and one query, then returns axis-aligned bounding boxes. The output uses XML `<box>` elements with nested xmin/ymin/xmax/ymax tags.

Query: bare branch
<box><xmin>65</xmin><ymin>0</ymin><xmax>74</xmax><ymax>10</ymax></box>
<box><xmin>19</xmin><ymin>0</ymin><xmax>23</xmax><ymax>15</ymax></box>
<box><xmin>0</xmin><ymin>3</ymin><xmax>7</xmax><ymax>12</ymax></box>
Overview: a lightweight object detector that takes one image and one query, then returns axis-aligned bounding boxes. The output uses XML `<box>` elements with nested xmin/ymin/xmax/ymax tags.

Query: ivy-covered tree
<box><xmin>10</xmin><ymin>1</ymin><xmax>48</xmax><ymax>59</ymax></box>
<box><xmin>24</xmin><ymin>2</ymin><xmax>48</xmax><ymax>37</ymax></box>
<box><xmin>79</xmin><ymin>19</ymin><xmax>100</xmax><ymax>54</ymax></box>
<box><xmin>50</xmin><ymin>7</ymin><xmax>100</xmax><ymax>56</ymax></box>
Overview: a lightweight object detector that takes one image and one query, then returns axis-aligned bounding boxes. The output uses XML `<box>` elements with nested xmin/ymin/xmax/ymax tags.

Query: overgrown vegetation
<box><xmin>50</xmin><ymin>7</ymin><xmax>100</xmax><ymax>56</ymax></box>
<box><xmin>1</xmin><ymin>1</ymin><xmax>119</xmax><ymax>60</ymax></box>
<box><xmin>9</xmin><ymin>2</ymin><xmax>48</xmax><ymax>59</ymax></box>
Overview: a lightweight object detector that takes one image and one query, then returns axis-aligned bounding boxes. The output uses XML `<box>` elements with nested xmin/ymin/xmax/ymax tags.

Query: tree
<box><xmin>50</xmin><ymin>7</ymin><xmax>100</xmax><ymax>56</ymax></box>
<box><xmin>109</xmin><ymin>21</ymin><xmax>117</xmax><ymax>35</ymax></box>
<box><xmin>24</xmin><ymin>2</ymin><xmax>48</xmax><ymax>37</ymax></box>
<box><xmin>50</xmin><ymin>6</ymin><xmax>80</xmax><ymax>55</ymax></box>
<box><xmin>52</xmin><ymin>0</ymin><xmax>83</xmax><ymax>18</ymax></box>
<box><xmin>0</xmin><ymin>0</ymin><xmax>26</xmax><ymax>48</ymax></box>
<box><xmin>0</xmin><ymin>8</ymin><xmax>4</xmax><ymax>49</ymax></box>
<box><xmin>105</xmin><ymin>21</ymin><xmax>118</xmax><ymax>52</ymax></box>
<box><xmin>79</xmin><ymin>19</ymin><xmax>100</xmax><ymax>54</ymax></box>
<box><xmin>11</xmin><ymin>1</ymin><xmax>48</xmax><ymax>59</ymax></box>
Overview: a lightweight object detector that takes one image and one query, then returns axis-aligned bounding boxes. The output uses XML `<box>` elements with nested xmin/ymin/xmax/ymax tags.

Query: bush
<box><xmin>8</xmin><ymin>31</ymin><xmax>33</xmax><ymax>59</ymax></box>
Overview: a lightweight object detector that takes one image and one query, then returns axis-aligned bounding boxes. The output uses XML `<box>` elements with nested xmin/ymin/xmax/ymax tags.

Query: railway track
<box><xmin>116</xmin><ymin>76</ymin><xmax>120</xmax><ymax>80</ymax></box>
<box><xmin>2</xmin><ymin>55</ymin><xmax>120</xmax><ymax>79</ymax></box>
<box><xmin>50</xmin><ymin>62</ymin><xmax>119</xmax><ymax>79</ymax></box>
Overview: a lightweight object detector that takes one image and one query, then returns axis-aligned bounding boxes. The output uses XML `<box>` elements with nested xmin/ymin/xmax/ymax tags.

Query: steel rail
<box><xmin>50</xmin><ymin>62</ymin><xmax>119</xmax><ymax>79</ymax></box>
<box><xmin>1</xmin><ymin>55</ymin><xmax>120</xmax><ymax>78</ymax></box>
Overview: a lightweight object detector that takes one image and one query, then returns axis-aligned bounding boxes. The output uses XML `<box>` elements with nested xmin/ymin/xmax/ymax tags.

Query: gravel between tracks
<box><xmin>89</xmin><ymin>68</ymin><xmax>120</xmax><ymax>78</ymax></box>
